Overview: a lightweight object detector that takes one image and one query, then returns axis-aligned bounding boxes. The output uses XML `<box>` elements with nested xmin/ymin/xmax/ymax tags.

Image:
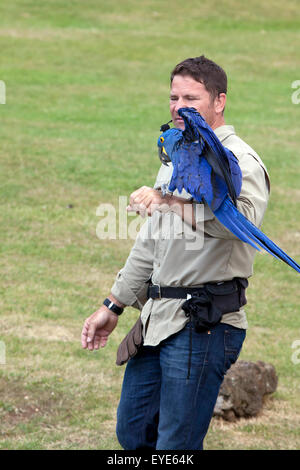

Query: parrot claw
<box><xmin>161</xmin><ymin>183</ymin><xmax>168</xmax><ymax>197</ymax></box>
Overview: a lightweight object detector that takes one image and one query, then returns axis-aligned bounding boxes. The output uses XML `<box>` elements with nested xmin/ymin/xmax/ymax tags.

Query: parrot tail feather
<box><xmin>214</xmin><ymin>198</ymin><xmax>300</xmax><ymax>273</ymax></box>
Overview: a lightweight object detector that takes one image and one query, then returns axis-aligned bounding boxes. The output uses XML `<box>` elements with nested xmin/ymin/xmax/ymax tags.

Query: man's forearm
<box><xmin>167</xmin><ymin>194</ymin><xmax>196</xmax><ymax>229</ymax></box>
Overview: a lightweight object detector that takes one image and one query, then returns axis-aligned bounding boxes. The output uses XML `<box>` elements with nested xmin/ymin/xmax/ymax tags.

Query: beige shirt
<box><xmin>111</xmin><ymin>125</ymin><xmax>270</xmax><ymax>346</ymax></box>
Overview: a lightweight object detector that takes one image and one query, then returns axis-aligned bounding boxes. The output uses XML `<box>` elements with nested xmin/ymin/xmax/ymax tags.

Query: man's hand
<box><xmin>81</xmin><ymin>306</ymin><xmax>118</xmax><ymax>351</ymax></box>
<box><xmin>127</xmin><ymin>186</ymin><xmax>172</xmax><ymax>217</ymax></box>
<box><xmin>127</xmin><ymin>185</ymin><xmax>196</xmax><ymax>228</ymax></box>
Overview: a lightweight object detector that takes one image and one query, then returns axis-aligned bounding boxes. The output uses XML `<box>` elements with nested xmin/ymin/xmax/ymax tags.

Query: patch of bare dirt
<box><xmin>0</xmin><ymin>375</ymin><xmax>66</xmax><ymax>428</ymax></box>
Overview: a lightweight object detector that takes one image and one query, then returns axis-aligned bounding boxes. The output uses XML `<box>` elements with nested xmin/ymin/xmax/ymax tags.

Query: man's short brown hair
<box><xmin>170</xmin><ymin>55</ymin><xmax>227</xmax><ymax>100</ymax></box>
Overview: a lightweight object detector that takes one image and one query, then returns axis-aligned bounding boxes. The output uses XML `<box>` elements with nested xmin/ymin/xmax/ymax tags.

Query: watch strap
<box><xmin>103</xmin><ymin>298</ymin><xmax>124</xmax><ymax>315</ymax></box>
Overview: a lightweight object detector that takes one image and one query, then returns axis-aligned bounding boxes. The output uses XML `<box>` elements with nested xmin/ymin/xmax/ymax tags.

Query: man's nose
<box><xmin>174</xmin><ymin>98</ymin><xmax>188</xmax><ymax>112</ymax></box>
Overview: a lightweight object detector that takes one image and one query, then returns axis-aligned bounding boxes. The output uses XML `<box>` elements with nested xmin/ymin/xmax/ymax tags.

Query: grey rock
<box><xmin>213</xmin><ymin>360</ymin><xmax>278</xmax><ymax>421</ymax></box>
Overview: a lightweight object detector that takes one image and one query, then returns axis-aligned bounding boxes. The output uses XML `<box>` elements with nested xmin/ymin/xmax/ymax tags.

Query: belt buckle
<box><xmin>152</xmin><ymin>284</ymin><xmax>161</xmax><ymax>300</ymax></box>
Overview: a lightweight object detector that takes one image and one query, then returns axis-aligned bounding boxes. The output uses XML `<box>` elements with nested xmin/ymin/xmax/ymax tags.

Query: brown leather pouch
<box><xmin>116</xmin><ymin>315</ymin><xmax>143</xmax><ymax>366</ymax></box>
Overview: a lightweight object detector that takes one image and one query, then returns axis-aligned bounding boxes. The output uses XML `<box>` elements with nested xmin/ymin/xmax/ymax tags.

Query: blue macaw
<box><xmin>157</xmin><ymin>107</ymin><xmax>300</xmax><ymax>273</ymax></box>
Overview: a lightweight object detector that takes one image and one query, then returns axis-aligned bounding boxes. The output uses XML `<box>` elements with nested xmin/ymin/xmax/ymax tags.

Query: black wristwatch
<box><xmin>103</xmin><ymin>298</ymin><xmax>124</xmax><ymax>316</ymax></box>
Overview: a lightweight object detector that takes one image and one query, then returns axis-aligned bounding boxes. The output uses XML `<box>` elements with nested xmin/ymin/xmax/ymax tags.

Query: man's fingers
<box><xmin>87</xmin><ymin>333</ymin><xmax>108</xmax><ymax>351</ymax></box>
<box><xmin>129</xmin><ymin>188</ymin><xmax>143</xmax><ymax>206</ymax></box>
<box><xmin>86</xmin><ymin>321</ymin><xmax>97</xmax><ymax>345</ymax></box>
<box><xmin>129</xmin><ymin>186</ymin><xmax>151</xmax><ymax>207</ymax></box>
<box><xmin>126</xmin><ymin>203</ymin><xmax>147</xmax><ymax>217</ymax></box>
<box><xmin>81</xmin><ymin>321</ymin><xmax>90</xmax><ymax>348</ymax></box>
<box><xmin>93</xmin><ymin>334</ymin><xmax>102</xmax><ymax>350</ymax></box>
<box><xmin>85</xmin><ymin>315</ymin><xmax>109</xmax><ymax>350</ymax></box>
<box><xmin>87</xmin><ymin>339</ymin><xmax>94</xmax><ymax>351</ymax></box>
<box><xmin>130</xmin><ymin>189</ymin><xmax>164</xmax><ymax>216</ymax></box>
<box><xmin>100</xmin><ymin>336</ymin><xmax>108</xmax><ymax>348</ymax></box>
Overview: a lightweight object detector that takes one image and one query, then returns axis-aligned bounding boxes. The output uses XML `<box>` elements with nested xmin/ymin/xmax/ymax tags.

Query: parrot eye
<box><xmin>160</xmin><ymin>137</ymin><xmax>164</xmax><ymax>143</ymax></box>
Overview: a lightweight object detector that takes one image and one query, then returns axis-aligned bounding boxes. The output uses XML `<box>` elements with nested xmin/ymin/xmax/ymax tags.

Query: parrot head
<box><xmin>157</xmin><ymin>127</ymin><xmax>183</xmax><ymax>166</ymax></box>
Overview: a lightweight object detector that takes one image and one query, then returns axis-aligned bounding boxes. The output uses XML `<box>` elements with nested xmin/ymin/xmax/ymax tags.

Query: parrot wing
<box><xmin>178</xmin><ymin>107</ymin><xmax>242</xmax><ymax>206</ymax></box>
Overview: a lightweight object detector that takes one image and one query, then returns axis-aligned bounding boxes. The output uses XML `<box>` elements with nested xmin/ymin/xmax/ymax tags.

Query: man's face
<box><xmin>170</xmin><ymin>74</ymin><xmax>221</xmax><ymax>130</ymax></box>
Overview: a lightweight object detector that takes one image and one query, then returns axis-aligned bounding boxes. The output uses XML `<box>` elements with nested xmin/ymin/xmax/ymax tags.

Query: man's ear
<box><xmin>214</xmin><ymin>93</ymin><xmax>226</xmax><ymax>114</ymax></box>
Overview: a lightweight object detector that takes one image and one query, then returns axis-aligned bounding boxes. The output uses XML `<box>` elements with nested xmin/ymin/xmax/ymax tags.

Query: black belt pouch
<box><xmin>181</xmin><ymin>278</ymin><xmax>248</xmax><ymax>333</ymax></box>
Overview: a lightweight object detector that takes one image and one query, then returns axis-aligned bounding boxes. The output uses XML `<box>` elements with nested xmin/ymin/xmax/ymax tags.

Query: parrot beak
<box><xmin>158</xmin><ymin>145</ymin><xmax>171</xmax><ymax>166</ymax></box>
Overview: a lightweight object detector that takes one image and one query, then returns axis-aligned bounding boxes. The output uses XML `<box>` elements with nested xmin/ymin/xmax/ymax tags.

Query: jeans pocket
<box><xmin>223</xmin><ymin>326</ymin><xmax>246</xmax><ymax>374</ymax></box>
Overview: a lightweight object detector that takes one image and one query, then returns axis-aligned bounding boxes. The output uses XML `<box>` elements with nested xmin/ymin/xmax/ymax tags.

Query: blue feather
<box><xmin>157</xmin><ymin>107</ymin><xmax>300</xmax><ymax>273</ymax></box>
<box><xmin>215</xmin><ymin>198</ymin><xmax>300</xmax><ymax>272</ymax></box>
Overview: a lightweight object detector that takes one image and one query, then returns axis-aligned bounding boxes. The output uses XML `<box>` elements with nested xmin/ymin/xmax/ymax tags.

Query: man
<box><xmin>81</xmin><ymin>56</ymin><xmax>270</xmax><ymax>450</ymax></box>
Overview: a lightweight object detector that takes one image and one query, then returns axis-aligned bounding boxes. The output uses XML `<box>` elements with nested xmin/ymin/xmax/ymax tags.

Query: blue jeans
<box><xmin>116</xmin><ymin>322</ymin><xmax>246</xmax><ymax>450</ymax></box>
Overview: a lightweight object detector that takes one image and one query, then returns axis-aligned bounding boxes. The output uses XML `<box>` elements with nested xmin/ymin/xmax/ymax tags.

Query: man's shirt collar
<box><xmin>214</xmin><ymin>125</ymin><xmax>236</xmax><ymax>143</ymax></box>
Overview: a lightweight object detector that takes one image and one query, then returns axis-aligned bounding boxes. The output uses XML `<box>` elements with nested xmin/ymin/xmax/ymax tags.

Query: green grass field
<box><xmin>0</xmin><ymin>0</ymin><xmax>299</xmax><ymax>450</ymax></box>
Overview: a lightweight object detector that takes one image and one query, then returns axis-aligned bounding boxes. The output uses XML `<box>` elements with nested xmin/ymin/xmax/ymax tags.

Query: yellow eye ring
<box><xmin>160</xmin><ymin>137</ymin><xmax>164</xmax><ymax>143</ymax></box>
